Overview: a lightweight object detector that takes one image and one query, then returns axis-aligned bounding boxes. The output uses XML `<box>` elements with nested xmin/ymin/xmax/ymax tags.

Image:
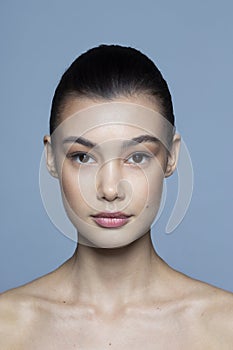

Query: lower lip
<box><xmin>92</xmin><ymin>217</ymin><xmax>130</xmax><ymax>228</ymax></box>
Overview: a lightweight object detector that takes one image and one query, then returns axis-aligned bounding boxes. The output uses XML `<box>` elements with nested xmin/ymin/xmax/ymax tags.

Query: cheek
<box><xmin>138</xmin><ymin>167</ymin><xmax>164</xmax><ymax>216</ymax></box>
<box><xmin>60</xmin><ymin>164</ymin><xmax>98</xmax><ymax>212</ymax></box>
<box><xmin>148</xmin><ymin>168</ymin><xmax>164</xmax><ymax>195</ymax></box>
<box><xmin>59</xmin><ymin>163</ymin><xmax>83</xmax><ymax>210</ymax></box>
<box><xmin>125</xmin><ymin>166</ymin><xmax>164</xmax><ymax>211</ymax></box>
<box><xmin>127</xmin><ymin>172</ymin><xmax>149</xmax><ymax>210</ymax></box>
<box><xmin>137</xmin><ymin>176</ymin><xmax>164</xmax><ymax>229</ymax></box>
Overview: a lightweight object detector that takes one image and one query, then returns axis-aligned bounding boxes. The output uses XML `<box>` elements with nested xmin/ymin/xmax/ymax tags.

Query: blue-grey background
<box><xmin>0</xmin><ymin>1</ymin><xmax>232</xmax><ymax>293</ymax></box>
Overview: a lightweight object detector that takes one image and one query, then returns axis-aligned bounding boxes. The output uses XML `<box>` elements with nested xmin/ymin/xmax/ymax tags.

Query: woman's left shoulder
<box><xmin>194</xmin><ymin>279</ymin><xmax>233</xmax><ymax>311</ymax></box>
<box><xmin>189</xmin><ymin>279</ymin><xmax>233</xmax><ymax>347</ymax></box>
<box><xmin>203</xmin><ymin>283</ymin><xmax>233</xmax><ymax>319</ymax></box>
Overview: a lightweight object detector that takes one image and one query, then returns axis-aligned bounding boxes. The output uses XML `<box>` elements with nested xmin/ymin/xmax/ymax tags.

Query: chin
<box><xmin>77</xmin><ymin>227</ymin><xmax>147</xmax><ymax>249</ymax></box>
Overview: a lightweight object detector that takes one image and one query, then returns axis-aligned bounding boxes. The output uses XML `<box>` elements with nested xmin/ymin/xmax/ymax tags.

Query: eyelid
<box><xmin>124</xmin><ymin>143</ymin><xmax>158</xmax><ymax>155</ymax></box>
<box><xmin>125</xmin><ymin>151</ymin><xmax>154</xmax><ymax>165</ymax></box>
<box><xmin>67</xmin><ymin>151</ymin><xmax>96</xmax><ymax>162</ymax></box>
<box><xmin>125</xmin><ymin>150</ymin><xmax>154</xmax><ymax>159</ymax></box>
<box><xmin>67</xmin><ymin>150</ymin><xmax>91</xmax><ymax>157</ymax></box>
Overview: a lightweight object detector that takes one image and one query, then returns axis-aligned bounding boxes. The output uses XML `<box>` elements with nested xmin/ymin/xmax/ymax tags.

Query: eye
<box><xmin>126</xmin><ymin>152</ymin><xmax>152</xmax><ymax>165</ymax></box>
<box><xmin>67</xmin><ymin>152</ymin><xmax>95</xmax><ymax>164</ymax></box>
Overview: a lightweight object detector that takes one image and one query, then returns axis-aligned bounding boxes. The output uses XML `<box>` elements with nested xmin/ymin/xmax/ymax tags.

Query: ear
<box><xmin>164</xmin><ymin>133</ymin><xmax>181</xmax><ymax>178</ymax></box>
<box><xmin>43</xmin><ymin>135</ymin><xmax>59</xmax><ymax>178</ymax></box>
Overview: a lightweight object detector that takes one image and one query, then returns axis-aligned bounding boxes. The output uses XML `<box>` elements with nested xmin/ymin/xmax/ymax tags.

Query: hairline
<box><xmin>50</xmin><ymin>91</ymin><xmax>165</xmax><ymax>136</ymax></box>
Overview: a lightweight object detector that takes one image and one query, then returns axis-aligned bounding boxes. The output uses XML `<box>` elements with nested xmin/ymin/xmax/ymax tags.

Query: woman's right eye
<box><xmin>67</xmin><ymin>152</ymin><xmax>95</xmax><ymax>164</ymax></box>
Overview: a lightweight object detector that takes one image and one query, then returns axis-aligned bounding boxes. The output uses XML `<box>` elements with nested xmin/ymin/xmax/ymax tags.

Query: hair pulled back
<box><xmin>50</xmin><ymin>44</ymin><xmax>175</xmax><ymax>135</ymax></box>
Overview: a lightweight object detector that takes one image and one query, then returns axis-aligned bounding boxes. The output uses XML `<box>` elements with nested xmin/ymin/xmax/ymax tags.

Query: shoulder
<box><xmin>0</xmin><ymin>271</ymin><xmax>62</xmax><ymax>349</ymax></box>
<box><xmin>167</xmin><ymin>269</ymin><xmax>233</xmax><ymax>347</ymax></box>
<box><xmin>183</xmin><ymin>277</ymin><xmax>233</xmax><ymax>348</ymax></box>
<box><xmin>200</xmin><ymin>285</ymin><xmax>233</xmax><ymax>347</ymax></box>
<box><xmin>0</xmin><ymin>288</ymin><xmax>37</xmax><ymax>349</ymax></box>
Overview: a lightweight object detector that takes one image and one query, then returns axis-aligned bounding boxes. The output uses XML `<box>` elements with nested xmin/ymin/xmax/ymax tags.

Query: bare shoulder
<box><xmin>0</xmin><ymin>269</ymin><xmax>63</xmax><ymax>349</ymax></box>
<box><xmin>179</xmin><ymin>273</ymin><xmax>233</xmax><ymax>348</ymax></box>
<box><xmin>190</xmin><ymin>277</ymin><xmax>233</xmax><ymax>318</ymax></box>
<box><xmin>0</xmin><ymin>287</ymin><xmax>37</xmax><ymax>349</ymax></box>
<box><xmin>200</xmin><ymin>283</ymin><xmax>233</xmax><ymax>346</ymax></box>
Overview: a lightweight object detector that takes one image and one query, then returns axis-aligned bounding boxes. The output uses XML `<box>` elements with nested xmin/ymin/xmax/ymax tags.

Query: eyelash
<box><xmin>67</xmin><ymin>152</ymin><xmax>96</xmax><ymax>164</ymax></box>
<box><xmin>126</xmin><ymin>152</ymin><xmax>153</xmax><ymax>165</ymax></box>
<box><xmin>67</xmin><ymin>151</ymin><xmax>153</xmax><ymax>165</ymax></box>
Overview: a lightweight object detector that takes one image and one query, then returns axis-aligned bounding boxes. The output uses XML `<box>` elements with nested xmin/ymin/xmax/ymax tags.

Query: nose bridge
<box><xmin>97</xmin><ymin>158</ymin><xmax>122</xmax><ymax>200</ymax></box>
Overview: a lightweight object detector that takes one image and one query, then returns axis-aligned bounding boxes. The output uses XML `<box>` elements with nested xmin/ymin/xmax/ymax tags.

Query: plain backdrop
<box><xmin>0</xmin><ymin>0</ymin><xmax>232</xmax><ymax>293</ymax></box>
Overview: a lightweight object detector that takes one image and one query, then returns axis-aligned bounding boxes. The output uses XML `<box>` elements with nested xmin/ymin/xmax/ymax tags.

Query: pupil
<box><xmin>80</xmin><ymin>154</ymin><xmax>89</xmax><ymax>163</ymax></box>
<box><xmin>133</xmin><ymin>154</ymin><xmax>143</xmax><ymax>163</ymax></box>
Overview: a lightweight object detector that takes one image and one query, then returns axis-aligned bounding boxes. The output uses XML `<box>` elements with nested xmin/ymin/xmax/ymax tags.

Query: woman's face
<box><xmin>45</xmin><ymin>95</ymin><xmax>179</xmax><ymax>248</ymax></box>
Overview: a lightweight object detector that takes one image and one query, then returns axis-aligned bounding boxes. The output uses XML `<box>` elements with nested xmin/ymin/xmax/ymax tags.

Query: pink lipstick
<box><xmin>91</xmin><ymin>212</ymin><xmax>131</xmax><ymax>228</ymax></box>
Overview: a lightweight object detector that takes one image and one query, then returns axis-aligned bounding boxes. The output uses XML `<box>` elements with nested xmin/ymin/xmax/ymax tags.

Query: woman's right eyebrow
<box><xmin>62</xmin><ymin>136</ymin><xmax>97</xmax><ymax>148</ymax></box>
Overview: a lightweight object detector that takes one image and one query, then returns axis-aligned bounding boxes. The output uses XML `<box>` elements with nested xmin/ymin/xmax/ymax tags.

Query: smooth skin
<box><xmin>0</xmin><ymin>95</ymin><xmax>233</xmax><ymax>350</ymax></box>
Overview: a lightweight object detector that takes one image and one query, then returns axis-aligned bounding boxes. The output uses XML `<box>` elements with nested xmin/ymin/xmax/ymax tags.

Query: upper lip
<box><xmin>91</xmin><ymin>212</ymin><xmax>131</xmax><ymax>218</ymax></box>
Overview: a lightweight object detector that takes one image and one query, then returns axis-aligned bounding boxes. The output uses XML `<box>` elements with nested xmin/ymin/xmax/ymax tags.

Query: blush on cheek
<box><xmin>60</xmin><ymin>174</ymin><xmax>81</xmax><ymax>211</ymax></box>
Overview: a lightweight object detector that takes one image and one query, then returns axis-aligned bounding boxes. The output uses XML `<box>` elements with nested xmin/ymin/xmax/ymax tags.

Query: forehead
<box><xmin>53</xmin><ymin>98</ymin><xmax>174</xmax><ymax>150</ymax></box>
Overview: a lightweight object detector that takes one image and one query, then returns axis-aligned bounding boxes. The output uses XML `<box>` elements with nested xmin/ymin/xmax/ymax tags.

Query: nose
<box><xmin>96</xmin><ymin>159</ymin><xmax>125</xmax><ymax>202</ymax></box>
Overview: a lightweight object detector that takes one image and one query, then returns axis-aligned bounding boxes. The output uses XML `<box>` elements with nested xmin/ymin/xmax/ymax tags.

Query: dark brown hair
<box><xmin>49</xmin><ymin>44</ymin><xmax>175</xmax><ymax>134</ymax></box>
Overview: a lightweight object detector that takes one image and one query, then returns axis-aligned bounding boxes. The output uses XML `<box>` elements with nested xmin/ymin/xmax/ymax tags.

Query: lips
<box><xmin>91</xmin><ymin>212</ymin><xmax>132</xmax><ymax>228</ymax></box>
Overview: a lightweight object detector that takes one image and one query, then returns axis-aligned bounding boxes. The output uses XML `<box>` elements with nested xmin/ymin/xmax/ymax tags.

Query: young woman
<box><xmin>0</xmin><ymin>45</ymin><xmax>232</xmax><ymax>349</ymax></box>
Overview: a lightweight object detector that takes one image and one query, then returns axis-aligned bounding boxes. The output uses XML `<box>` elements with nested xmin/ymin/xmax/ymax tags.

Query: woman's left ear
<box><xmin>164</xmin><ymin>133</ymin><xmax>181</xmax><ymax>178</ymax></box>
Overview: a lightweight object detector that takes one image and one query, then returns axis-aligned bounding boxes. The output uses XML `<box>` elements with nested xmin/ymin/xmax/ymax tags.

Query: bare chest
<box><xmin>23</xmin><ymin>310</ymin><xmax>207</xmax><ymax>350</ymax></box>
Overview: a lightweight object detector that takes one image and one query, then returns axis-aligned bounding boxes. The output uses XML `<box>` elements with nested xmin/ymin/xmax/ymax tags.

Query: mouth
<box><xmin>91</xmin><ymin>212</ymin><xmax>132</xmax><ymax>228</ymax></box>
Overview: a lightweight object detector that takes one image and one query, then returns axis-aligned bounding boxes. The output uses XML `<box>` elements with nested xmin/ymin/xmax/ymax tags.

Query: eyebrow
<box><xmin>123</xmin><ymin>135</ymin><xmax>160</xmax><ymax>148</ymax></box>
<box><xmin>62</xmin><ymin>135</ymin><xmax>160</xmax><ymax>148</ymax></box>
<box><xmin>63</xmin><ymin>136</ymin><xmax>96</xmax><ymax>148</ymax></box>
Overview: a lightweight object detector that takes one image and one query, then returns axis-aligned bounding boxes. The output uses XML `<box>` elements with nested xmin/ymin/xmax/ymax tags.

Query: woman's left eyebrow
<box><xmin>62</xmin><ymin>134</ymin><xmax>160</xmax><ymax>148</ymax></box>
<box><xmin>122</xmin><ymin>135</ymin><xmax>160</xmax><ymax>148</ymax></box>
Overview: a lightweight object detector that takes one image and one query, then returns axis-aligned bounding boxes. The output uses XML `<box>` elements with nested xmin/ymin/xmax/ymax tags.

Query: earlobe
<box><xmin>43</xmin><ymin>135</ymin><xmax>59</xmax><ymax>178</ymax></box>
<box><xmin>164</xmin><ymin>133</ymin><xmax>181</xmax><ymax>178</ymax></box>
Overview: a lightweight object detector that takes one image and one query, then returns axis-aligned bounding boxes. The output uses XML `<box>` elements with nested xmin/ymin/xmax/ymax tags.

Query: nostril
<box><xmin>96</xmin><ymin>179</ymin><xmax>126</xmax><ymax>202</ymax></box>
<box><xmin>97</xmin><ymin>186</ymin><xmax>122</xmax><ymax>202</ymax></box>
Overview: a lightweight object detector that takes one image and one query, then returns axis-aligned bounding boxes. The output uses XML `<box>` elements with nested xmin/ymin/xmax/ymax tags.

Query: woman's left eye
<box><xmin>126</xmin><ymin>153</ymin><xmax>152</xmax><ymax>165</ymax></box>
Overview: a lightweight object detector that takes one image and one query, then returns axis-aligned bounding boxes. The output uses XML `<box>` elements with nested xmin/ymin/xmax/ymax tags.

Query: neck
<box><xmin>62</xmin><ymin>231</ymin><xmax>170</xmax><ymax>312</ymax></box>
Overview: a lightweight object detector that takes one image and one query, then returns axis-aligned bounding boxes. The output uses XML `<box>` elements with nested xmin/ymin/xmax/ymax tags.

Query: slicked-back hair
<box><xmin>49</xmin><ymin>44</ymin><xmax>175</xmax><ymax>135</ymax></box>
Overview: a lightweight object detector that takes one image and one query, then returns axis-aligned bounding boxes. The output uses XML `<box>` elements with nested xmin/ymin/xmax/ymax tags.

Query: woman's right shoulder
<box><xmin>0</xmin><ymin>287</ymin><xmax>37</xmax><ymax>349</ymax></box>
<box><xmin>0</xmin><ymin>273</ymin><xmax>58</xmax><ymax>349</ymax></box>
